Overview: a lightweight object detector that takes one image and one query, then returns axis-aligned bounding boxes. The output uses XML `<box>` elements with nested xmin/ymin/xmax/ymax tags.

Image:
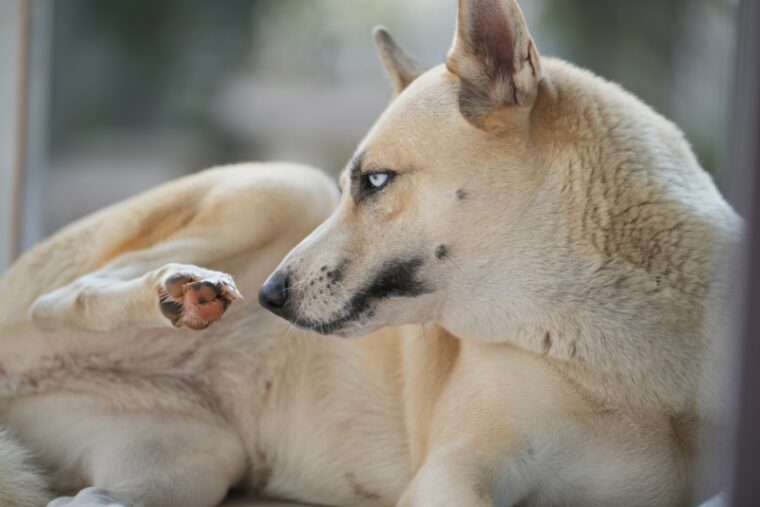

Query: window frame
<box><xmin>0</xmin><ymin>0</ymin><xmax>29</xmax><ymax>271</ymax></box>
<box><xmin>729</xmin><ymin>0</ymin><xmax>760</xmax><ymax>505</ymax></box>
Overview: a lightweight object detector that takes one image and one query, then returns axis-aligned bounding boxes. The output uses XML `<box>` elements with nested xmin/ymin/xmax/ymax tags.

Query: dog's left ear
<box><xmin>373</xmin><ymin>26</ymin><xmax>427</xmax><ymax>96</ymax></box>
<box><xmin>447</xmin><ymin>0</ymin><xmax>542</xmax><ymax>113</ymax></box>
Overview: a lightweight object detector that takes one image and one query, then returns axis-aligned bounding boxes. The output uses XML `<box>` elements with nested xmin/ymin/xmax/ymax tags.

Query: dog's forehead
<box><xmin>345</xmin><ymin>66</ymin><xmax>463</xmax><ymax>171</ymax></box>
<box><xmin>385</xmin><ymin>65</ymin><xmax>459</xmax><ymax>123</ymax></box>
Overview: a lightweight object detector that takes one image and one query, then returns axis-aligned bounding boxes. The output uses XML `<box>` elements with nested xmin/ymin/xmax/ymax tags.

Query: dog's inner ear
<box><xmin>446</xmin><ymin>0</ymin><xmax>542</xmax><ymax>119</ymax></box>
<box><xmin>373</xmin><ymin>26</ymin><xmax>427</xmax><ymax>96</ymax></box>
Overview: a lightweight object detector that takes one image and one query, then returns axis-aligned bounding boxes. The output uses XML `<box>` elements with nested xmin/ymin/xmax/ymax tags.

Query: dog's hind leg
<box><xmin>29</xmin><ymin>240</ymin><xmax>243</xmax><ymax>332</ymax></box>
<box><xmin>9</xmin><ymin>399</ymin><xmax>247</xmax><ymax>507</ymax></box>
<box><xmin>14</xmin><ymin>163</ymin><xmax>336</xmax><ymax>334</ymax></box>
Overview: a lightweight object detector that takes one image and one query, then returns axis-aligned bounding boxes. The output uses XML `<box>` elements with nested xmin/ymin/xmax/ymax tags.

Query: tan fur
<box><xmin>0</xmin><ymin>1</ymin><xmax>739</xmax><ymax>506</ymax></box>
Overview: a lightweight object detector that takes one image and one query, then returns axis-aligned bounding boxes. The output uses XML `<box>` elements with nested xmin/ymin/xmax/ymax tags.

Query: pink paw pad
<box><xmin>158</xmin><ymin>271</ymin><xmax>241</xmax><ymax>330</ymax></box>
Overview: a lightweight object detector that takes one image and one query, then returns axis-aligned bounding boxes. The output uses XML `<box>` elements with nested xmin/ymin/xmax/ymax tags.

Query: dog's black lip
<box><xmin>287</xmin><ymin>314</ymin><xmax>355</xmax><ymax>336</ymax></box>
<box><xmin>281</xmin><ymin>256</ymin><xmax>431</xmax><ymax>335</ymax></box>
<box><xmin>284</xmin><ymin>295</ymin><xmax>375</xmax><ymax>336</ymax></box>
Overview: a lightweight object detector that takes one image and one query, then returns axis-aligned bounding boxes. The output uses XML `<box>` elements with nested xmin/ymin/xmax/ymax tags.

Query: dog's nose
<box><xmin>258</xmin><ymin>272</ymin><xmax>291</xmax><ymax>318</ymax></box>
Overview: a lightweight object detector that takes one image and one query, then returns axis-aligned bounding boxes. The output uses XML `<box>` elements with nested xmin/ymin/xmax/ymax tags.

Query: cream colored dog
<box><xmin>0</xmin><ymin>0</ymin><xmax>740</xmax><ymax>506</ymax></box>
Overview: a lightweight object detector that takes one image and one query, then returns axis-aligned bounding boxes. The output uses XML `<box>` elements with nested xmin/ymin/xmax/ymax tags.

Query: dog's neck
<box><xmin>437</xmin><ymin>262</ymin><xmax>711</xmax><ymax>414</ymax></box>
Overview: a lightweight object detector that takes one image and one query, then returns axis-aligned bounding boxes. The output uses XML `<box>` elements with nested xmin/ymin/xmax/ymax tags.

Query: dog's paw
<box><xmin>48</xmin><ymin>487</ymin><xmax>127</xmax><ymax>507</ymax></box>
<box><xmin>157</xmin><ymin>265</ymin><xmax>242</xmax><ymax>330</ymax></box>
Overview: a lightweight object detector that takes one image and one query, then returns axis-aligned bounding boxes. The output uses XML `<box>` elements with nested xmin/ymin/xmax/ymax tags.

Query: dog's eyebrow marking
<box><xmin>348</xmin><ymin>151</ymin><xmax>365</xmax><ymax>180</ymax></box>
<box><xmin>348</xmin><ymin>151</ymin><xmax>369</xmax><ymax>203</ymax></box>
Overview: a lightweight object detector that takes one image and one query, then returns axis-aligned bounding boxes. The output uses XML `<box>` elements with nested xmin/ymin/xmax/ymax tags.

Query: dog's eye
<box><xmin>368</xmin><ymin>173</ymin><xmax>389</xmax><ymax>188</ymax></box>
<box><xmin>362</xmin><ymin>171</ymin><xmax>395</xmax><ymax>194</ymax></box>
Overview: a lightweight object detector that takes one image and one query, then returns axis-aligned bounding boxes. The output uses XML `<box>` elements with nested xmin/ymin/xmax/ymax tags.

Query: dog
<box><xmin>0</xmin><ymin>0</ymin><xmax>740</xmax><ymax>506</ymax></box>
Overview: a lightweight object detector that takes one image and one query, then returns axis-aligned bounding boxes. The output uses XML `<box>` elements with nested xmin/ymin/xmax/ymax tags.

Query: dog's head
<box><xmin>260</xmin><ymin>0</ymin><xmax>549</xmax><ymax>338</ymax></box>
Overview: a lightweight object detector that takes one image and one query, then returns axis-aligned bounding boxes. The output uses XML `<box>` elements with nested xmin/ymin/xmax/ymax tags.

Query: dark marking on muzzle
<box><xmin>326</xmin><ymin>259</ymin><xmax>347</xmax><ymax>284</ymax></box>
<box><xmin>292</xmin><ymin>257</ymin><xmax>430</xmax><ymax>335</ymax></box>
<box><xmin>351</xmin><ymin>257</ymin><xmax>429</xmax><ymax>306</ymax></box>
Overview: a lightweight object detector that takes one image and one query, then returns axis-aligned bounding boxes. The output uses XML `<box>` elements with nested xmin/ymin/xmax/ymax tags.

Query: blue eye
<box><xmin>362</xmin><ymin>171</ymin><xmax>395</xmax><ymax>193</ymax></box>
<box><xmin>368</xmin><ymin>172</ymin><xmax>389</xmax><ymax>188</ymax></box>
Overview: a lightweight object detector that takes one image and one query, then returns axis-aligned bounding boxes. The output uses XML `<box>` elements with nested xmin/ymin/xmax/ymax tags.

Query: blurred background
<box><xmin>0</xmin><ymin>0</ymin><xmax>740</xmax><ymax>269</ymax></box>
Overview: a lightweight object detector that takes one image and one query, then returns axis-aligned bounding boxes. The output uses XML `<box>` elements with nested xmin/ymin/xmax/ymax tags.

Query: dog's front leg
<box><xmin>397</xmin><ymin>447</ymin><xmax>536</xmax><ymax>507</ymax></box>
<box><xmin>30</xmin><ymin>239</ymin><xmax>241</xmax><ymax>333</ymax></box>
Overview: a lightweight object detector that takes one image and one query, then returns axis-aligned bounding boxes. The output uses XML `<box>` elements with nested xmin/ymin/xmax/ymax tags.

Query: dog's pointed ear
<box><xmin>373</xmin><ymin>26</ymin><xmax>427</xmax><ymax>96</ymax></box>
<box><xmin>446</xmin><ymin>0</ymin><xmax>541</xmax><ymax>113</ymax></box>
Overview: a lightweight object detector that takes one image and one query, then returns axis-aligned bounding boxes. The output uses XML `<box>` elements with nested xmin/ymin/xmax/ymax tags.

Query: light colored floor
<box><xmin>222</xmin><ymin>493</ymin><xmax>728</xmax><ymax>506</ymax></box>
<box><xmin>222</xmin><ymin>496</ymin><xmax>309</xmax><ymax>507</ymax></box>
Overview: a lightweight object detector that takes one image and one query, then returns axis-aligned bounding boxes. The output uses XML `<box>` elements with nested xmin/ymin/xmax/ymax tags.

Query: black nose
<box><xmin>258</xmin><ymin>272</ymin><xmax>291</xmax><ymax>318</ymax></box>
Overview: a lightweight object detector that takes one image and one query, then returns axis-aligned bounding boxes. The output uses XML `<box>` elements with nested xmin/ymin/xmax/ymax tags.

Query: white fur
<box><xmin>0</xmin><ymin>430</ymin><xmax>49</xmax><ymax>507</ymax></box>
